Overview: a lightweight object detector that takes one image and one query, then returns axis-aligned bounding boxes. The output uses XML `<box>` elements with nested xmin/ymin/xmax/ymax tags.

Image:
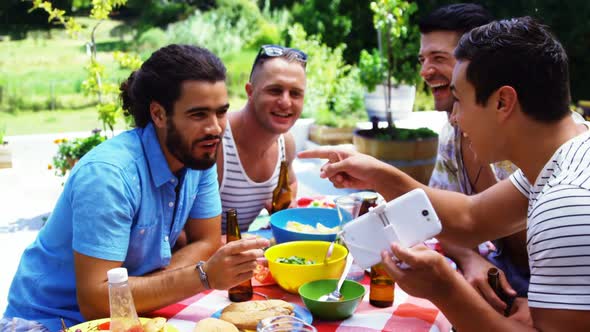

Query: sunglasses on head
<box><xmin>250</xmin><ymin>44</ymin><xmax>307</xmax><ymax>78</ymax></box>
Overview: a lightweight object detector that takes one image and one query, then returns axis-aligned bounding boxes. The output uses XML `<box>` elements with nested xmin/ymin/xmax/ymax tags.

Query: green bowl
<box><xmin>299</xmin><ymin>279</ymin><xmax>366</xmax><ymax>320</ymax></box>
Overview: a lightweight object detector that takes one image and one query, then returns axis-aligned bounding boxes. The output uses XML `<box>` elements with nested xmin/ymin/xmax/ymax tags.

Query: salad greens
<box><xmin>276</xmin><ymin>255</ymin><xmax>315</xmax><ymax>265</ymax></box>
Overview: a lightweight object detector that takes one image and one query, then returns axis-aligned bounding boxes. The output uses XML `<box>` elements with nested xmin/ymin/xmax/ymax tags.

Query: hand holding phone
<box><xmin>341</xmin><ymin>188</ymin><xmax>442</xmax><ymax>269</ymax></box>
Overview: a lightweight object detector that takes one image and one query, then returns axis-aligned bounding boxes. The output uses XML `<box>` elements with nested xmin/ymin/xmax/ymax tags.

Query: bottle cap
<box><xmin>107</xmin><ymin>267</ymin><xmax>128</xmax><ymax>283</ymax></box>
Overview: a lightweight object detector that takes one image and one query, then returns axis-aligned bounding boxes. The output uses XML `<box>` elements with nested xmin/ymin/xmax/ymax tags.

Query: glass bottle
<box><xmin>362</xmin><ymin>192</ymin><xmax>394</xmax><ymax>308</ymax></box>
<box><xmin>357</xmin><ymin>191</ymin><xmax>378</xmax><ymax>216</ymax></box>
<box><xmin>369</xmin><ymin>262</ymin><xmax>394</xmax><ymax>308</ymax></box>
<box><xmin>226</xmin><ymin>208</ymin><xmax>253</xmax><ymax>302</ymax></box>
<box><xmin>270</xmin><ymin>161</ymin><xmax>292</xmax><ymax>214</ymax></box>
<box><xmin>107</xmin><ymin>267</ymin><xmax>144</xmax><ymax>332</ymax></box>
<box><xmin>487</xmin><ymin>267</ymin><xmax>512</xmax><ymax>316</ymax></box>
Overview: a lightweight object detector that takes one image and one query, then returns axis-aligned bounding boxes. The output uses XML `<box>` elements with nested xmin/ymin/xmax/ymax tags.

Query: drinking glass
<box><xmin>334</xmin><ymin>195</ymin><xmax>362</xmax><ymax>229</ymax></box>
<box><xmin>256</xmin><ymin>315</ymin><xmax>317</xmax><ymax>332</ymax></box>
<box><xmin>334</xmin><ymin>194</ymin><xmax>365</xmax><ymax>281</ymax></box>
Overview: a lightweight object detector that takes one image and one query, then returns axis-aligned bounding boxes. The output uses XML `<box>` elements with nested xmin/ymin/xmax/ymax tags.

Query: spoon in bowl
<box><xmin>318</xmin><ymin>254</ymin><xmax>354</xmax><ymax>302</ymax></box>
<box><xmin>323</xmin><ymin>241</ymin><xmax>335</xmax><ymax>264</ymax></box>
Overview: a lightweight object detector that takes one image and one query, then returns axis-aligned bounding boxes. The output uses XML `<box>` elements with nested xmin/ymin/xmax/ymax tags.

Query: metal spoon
<box><xmin>318</xmin><ymin>254</ymin><xmax>354</xmax><ymax>302</ymax></box>
<box><xmin>323</xmin><ymin>241</ymin><xmax>335</xmax><ymax>264</ymax></box>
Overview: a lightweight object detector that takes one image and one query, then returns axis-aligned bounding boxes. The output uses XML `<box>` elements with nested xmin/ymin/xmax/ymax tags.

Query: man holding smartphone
<box><xmin>299</xmin><ymin>17</ymin><xmax>590</xmax><ymax>331</ymax></box>
<box><xmin>418</xmin><ymin>3</ymin><xmax>529</xmax><ymax>316</ymax></box>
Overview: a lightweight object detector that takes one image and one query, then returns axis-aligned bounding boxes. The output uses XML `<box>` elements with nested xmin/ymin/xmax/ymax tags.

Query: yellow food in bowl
<box><xmin>285</xmin><ymin>221</ymin><xmax>339</xmax><ymax>234</ymax></box>
<box><xmin>264</xmin><ymin>241</ymin><xmax>347</xmax><ymax>294</ymax></box>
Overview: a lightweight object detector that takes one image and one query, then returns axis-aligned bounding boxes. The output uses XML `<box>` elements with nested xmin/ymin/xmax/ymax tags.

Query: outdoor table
<box><xmin>149</xmin><ymin>273</ymin><xmax>451</xmax><ymax>332</ymax></box>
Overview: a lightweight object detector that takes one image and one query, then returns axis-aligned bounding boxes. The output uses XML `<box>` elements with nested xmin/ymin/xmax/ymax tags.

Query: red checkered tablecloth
<box><xmin>150</xmin><ymin>274</ymin><xmax>451</xmax><ymax>332</ymax></box>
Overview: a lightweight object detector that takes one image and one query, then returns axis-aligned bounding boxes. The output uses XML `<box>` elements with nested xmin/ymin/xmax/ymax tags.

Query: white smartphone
<box><xmin>340</xmin><ymin>188</ymin><xmax>442</xmax><ymax>269</ymax></box>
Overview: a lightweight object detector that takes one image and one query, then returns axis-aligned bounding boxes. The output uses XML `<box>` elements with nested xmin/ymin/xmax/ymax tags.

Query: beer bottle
<box><xmin>487</xmin><ymin>267</ymin><xmax>513</xmax><ymax>316</ymax></box>
<box><xmin>361</xmin><ymin>192</ymin><xmax>394</xmax><ymax>308</ymax></box>
<box><xmin>270</xmin><ymin>161</ymin><xmax>292</xmax><ymax>214</ymax></box>
<box><xmin>369</xmin><ymin>262</ymin><xmax>394</xmax><ymax>307</ymax></box>
<box><xmin>357</xmin><ymin>191</ymin><xmax>378</xmax><ymax>216</ymax></box>
<box><xmin>226</xmin><ymin>208</ymin><xmax>253</xmax><ymax>302</ymax></box>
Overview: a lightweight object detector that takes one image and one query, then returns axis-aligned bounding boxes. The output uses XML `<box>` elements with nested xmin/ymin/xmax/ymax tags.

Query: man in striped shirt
<box><xmin>300</xmin><ymin>17</ymin><xmax>590</xmax><ymax>330</ymax></box>
<box><xmin>217</xmin><ymin>45</ymin><xmax>306</xmax><ymax>232</ymax></box>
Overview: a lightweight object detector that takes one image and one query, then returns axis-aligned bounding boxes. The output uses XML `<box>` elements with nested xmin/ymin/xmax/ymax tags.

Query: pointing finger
<box><xmin>298</xmin><ymin>149</ymin><xmax>334</xmax><ymax>160</ymax></box>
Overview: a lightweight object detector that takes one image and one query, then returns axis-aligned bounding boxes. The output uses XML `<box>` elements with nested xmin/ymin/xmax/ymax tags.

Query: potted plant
<box><xmin>353</xmin><ymin>0</ymin><xmax>438</xmax><ymax>184</ymax></box>
<box><xmin>0</xmin><ymin>124</ymin><xmax>11</xmax><ymax>169</ymax></box>
<box><xmin>50</xmin><ymin>129</ymin><xmax>106</xmax><ymax>177</ymax></box>
<box><xmin>288</xmin><ymin>24</ymin><xmax>366</xmax><ymax>146</ymax></box>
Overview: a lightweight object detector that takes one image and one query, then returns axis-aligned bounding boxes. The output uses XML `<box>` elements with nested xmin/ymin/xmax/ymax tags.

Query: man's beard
<box><xmin>165</xmin><ymin>119</ymin><xmax>219</xmax><ymax>170</ymax></box>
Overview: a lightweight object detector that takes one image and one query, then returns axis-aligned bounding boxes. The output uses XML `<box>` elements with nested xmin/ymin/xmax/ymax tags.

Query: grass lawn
<box><xmin>1</xmin><ymin>94</ymin><xmax>247</xmax><ymax>136</ymax></box>
<box><xmin>0</xmin><ymin>107</ymin><xmax>121</xmax><ymax>136</ymax></box>
<box><xmin>0</xmin><ymin>17</ymin><xmax>258</xmax><ymax>135</ymax></box>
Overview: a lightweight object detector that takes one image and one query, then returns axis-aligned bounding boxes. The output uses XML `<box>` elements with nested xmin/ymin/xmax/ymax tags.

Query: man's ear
<box><xmin>150</xmin><ymin>101</ymin><xmax>166</xmax><ymax>128</ymax></box>
<box><xmin>245</xmin><ymin>82</ymin><xmax>253</xmax><ymax>98</ymax></box>
<box><xmin>496</xmin><ymin>86</ymin><xmax>517</xmax><ymax>122</ymax></box>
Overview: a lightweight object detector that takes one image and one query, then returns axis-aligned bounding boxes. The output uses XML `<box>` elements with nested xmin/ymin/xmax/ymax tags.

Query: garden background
<box><xmin>1</xmin><ymin>0</ymin><xmax>589</xmax><ymax>137</ymax></box>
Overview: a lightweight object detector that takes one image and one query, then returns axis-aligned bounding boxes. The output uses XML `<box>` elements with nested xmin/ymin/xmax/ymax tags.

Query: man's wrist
<box><xmin>195</xmin><ymin>261</ymin><xmax>210</xmax><ymax>290</ymax></box>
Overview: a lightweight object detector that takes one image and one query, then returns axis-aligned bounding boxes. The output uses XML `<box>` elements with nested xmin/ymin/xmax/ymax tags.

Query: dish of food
<box><xmin>285</xmin><ymin>221</ymin><xmax>339</xmax><ymax>234</ymax></box>
<box><xmin>66</xmin><ymin>317</ymin><xmax>178</xmax><ymax>332</ymax></box>
<box><xmin>275</xmin><ymin>255</ymin><xmax>315</xmax><ymax>265</ymax></box>
<box><xmin>211</xmin><ymin>300</ymin><xmax>312</xmax><ymax>331</ymax></box>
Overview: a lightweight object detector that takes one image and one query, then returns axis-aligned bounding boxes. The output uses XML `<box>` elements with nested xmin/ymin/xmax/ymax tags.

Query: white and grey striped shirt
<box><xmin>510</xmin><ymin>123</ymin><xmax>590</xmax><ymax>310</ymax></box>
<box><xmin>219</xmin><ymin>122</ymin><xmax>285</xmax><ymax>233</ymax></box>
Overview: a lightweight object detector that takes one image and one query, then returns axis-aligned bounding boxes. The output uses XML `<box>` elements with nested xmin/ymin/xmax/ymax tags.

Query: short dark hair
<box><xmin>455</xmin><ymin>17</ymin><xmax>571</xmax><ymax>122</ymax></box>
<box><xmin>120</xmin><ymin>44</ymin><xmax>226</xmax><ymax>128</ymax></box>
<box><xmin>419</xmin><ymin>3</ymin><xmax>494</xmax><ymax>35</ymax></box>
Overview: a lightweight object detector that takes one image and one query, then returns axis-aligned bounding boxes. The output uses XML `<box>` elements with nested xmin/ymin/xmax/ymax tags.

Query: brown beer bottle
<box><xmin>226</xmin><ymin>208</ymin><xmax>253</xmax><ymax>302</ymax></box>
<box><xmin>488</xmin><ymin>267</ymin><xmax>513</xmax><ymax>316</ymax></box>
<box><xmin>270</xmin><ymin>161</ymin><xmax>292</xmax><ymax>214</ymax></box>
<box><xmin>361</xmin><ymin>192</ymin><xmax>394</xmax><ymax>308</ymax></box>
<box><xmin>370</xmin><ymin>262</ymin><xmax>394</xmax><ymax>307</ymax></box>
<box><xmin>357</xmin><ymin>191</ymin><xmax>378</xmax><ymax>216</ymax></box>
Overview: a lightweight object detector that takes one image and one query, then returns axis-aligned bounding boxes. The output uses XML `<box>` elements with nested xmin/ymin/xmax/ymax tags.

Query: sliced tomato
<box><xmin>253</xmin><ymin>264</ymin><xmax>274</xmax><ymax>284</ymax></box>
<box><xmin>97</xmin><ymin>321</ymin><xmax>110</xmax><ymax>330</ymax></box>
<box><xmin>297</xmin><ymin>197</ymin><xmax>313</xmax><ymax>207</ymax></box>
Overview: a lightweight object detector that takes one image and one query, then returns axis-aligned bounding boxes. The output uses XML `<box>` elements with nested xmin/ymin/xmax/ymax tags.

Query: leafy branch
<box><xmin>27</xmin><ymin>0</ymin><xmax>140</xmax><ymax>136</ymax></box>
<box><xmin>28</xmin><ymin>0</ymin><xmax>143</xmax><ymax>176</ymax></box>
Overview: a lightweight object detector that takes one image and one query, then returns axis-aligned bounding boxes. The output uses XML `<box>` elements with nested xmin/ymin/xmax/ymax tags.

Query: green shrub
<box><xmin>288</xmin><ymin>24</ymin><xmax>365</xmax><ymax>127</ymax></box>
<box><xmin>137</xmin><ymin>27</ymin><xmax>167</xmax><ymax>53</ymax></box>
<box><xmin>358</xmin><ymin>49</ymin><xmax>385</xmax><ymax>92</ymax></box>
<box><xmin>167</xmin><ymin>10</ymin><xmax>248</xmax><ymax>58</ymax></box>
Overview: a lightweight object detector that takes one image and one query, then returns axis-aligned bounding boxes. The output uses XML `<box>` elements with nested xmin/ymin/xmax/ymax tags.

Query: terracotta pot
<box><xmin>309</xmin><ymin>125</ymin><xmax>355</xmax><ymax>145</ymax></box>
<box><xmin>0</xmin><ymin>143</ymin><xmax>12</xmax><ymax>169</ymax></box>
<box><xmin>353</xmin><ymin>132</ymin><xmax>438</xmax><ymax>185</ymax></box>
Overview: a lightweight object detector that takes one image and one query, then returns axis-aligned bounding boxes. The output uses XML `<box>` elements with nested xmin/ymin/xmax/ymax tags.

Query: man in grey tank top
<box><xmin>217</xmin><ymin>45</ymin><xmax>307</xmax><ymax>232</ymax></box>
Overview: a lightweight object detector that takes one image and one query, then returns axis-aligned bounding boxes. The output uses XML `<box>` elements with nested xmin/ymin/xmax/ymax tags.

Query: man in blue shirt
<box><xmin>1</xmin><ymin>44</ymin><xmax>269</xmax><ymax>332</ymax></box>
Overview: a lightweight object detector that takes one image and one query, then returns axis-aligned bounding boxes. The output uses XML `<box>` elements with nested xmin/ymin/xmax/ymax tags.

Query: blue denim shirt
<box><xmin>4</xmin><ymin>123</ymin><xmax>221</xmax><ymax>331</ymax></box>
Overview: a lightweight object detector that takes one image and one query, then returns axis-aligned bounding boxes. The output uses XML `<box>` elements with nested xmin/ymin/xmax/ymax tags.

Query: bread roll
<box><xmin>143</xmin><ymin>317</ymin><xmax>168</xmax><ymax>332</ymax></box>
<box><xmin>194</xmin><ymin>318</ymin><xmax>239</xmax><ymax>332</ymax></box>
<box><xmin>220</xmin><ymin>300</ymin><xmax>294</xmax><ymax>330</ymax></box>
